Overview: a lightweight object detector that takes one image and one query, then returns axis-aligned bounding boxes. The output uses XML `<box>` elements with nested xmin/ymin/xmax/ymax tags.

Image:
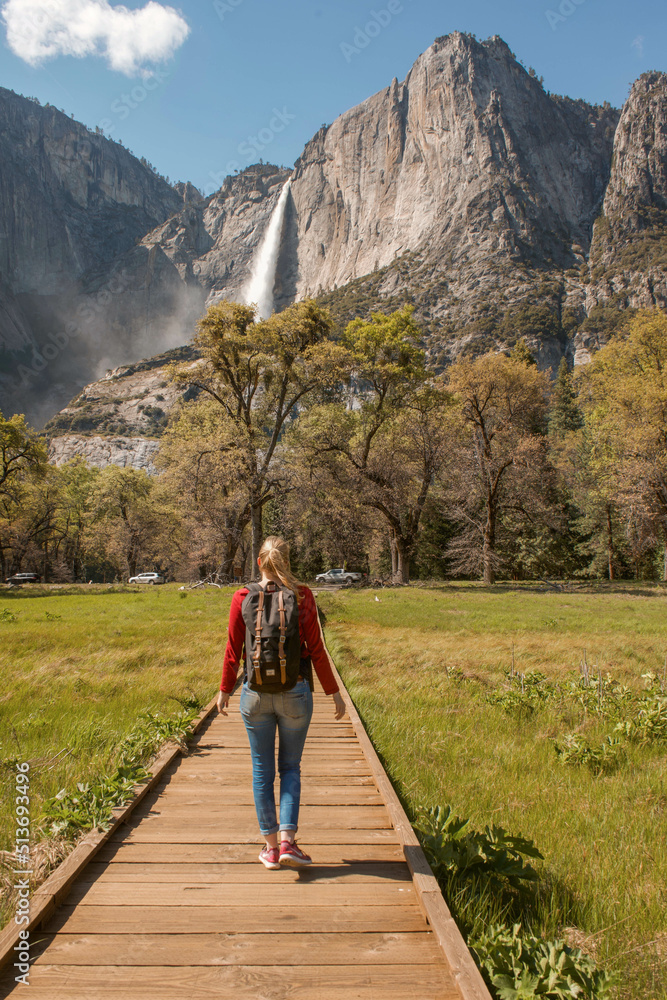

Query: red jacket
<box><xmin>220</xmin><ymin>584</ymin><xmax>339</xmax><ymax>696</ymax></box>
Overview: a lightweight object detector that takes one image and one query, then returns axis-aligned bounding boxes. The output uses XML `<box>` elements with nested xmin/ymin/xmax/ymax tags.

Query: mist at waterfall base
<box><xmin>243</xmin><ymin>180</ymin><xmax>291</xmax><ymax>320</ymax></box>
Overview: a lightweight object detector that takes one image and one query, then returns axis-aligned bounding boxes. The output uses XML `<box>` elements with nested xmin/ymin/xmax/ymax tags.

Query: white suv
<box><xmin>128</xmin><ymin>572</ymin><xmax>165</xmax><ymax>585</ymax></box>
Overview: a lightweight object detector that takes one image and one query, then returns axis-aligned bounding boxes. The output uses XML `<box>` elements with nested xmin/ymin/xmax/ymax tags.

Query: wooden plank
<box><xmin>94</xmin><ymin>842</ymin><xmax>405</xmax><ymax>864</ymax></box>
<box><xmin>0</xmin><ymin>697</ymin><xmax>219</xmax><ymax>976</ymax></box>
<box><xmin>159</xmin><ymin>781</ymin><xmax>381</xmax><ymax>792</ymax></box>
<box><xmin>153</xmin><ymin>788</ymin><xmax>378</xmax><ymax>800</ymax></box>
<box><xmin>173</xmin><ymin>761</ymin><xmax>373</xmax><ymax>771</ymax></box>
<box><xmin>196</xmin><ymin>741</ymin><xmax>365</xmax><ymax>752</ymax></box>
<box><xmin>78</xmin><ymin>861</ymin><xmax>411</xmax><ymax>883</ymax></box>
<box><xmin>66</xmin><ymin>882</ymin><xmax>416</xmax><ymax>907</ymax></box>
<box><xmin>113</xmin><ymin>827</ymin><xmax>400</xmax><ymax>845</ymax></box>
<box><xmin>163</xmin><ymin>772</ymin><xmax>376</xmax><ymax>785</ymax></box>
<box><xmin>31</xmin><ymin>931</ymin><xmax>443</xmax><ymax>966</ymax></box>
<box><xmin>323</xmin><ymin>648</ymin><xmax>492</xmax><ymax>1000</ymax></box>
<box><xmin>45</xmin><ymin>904</ymin><xmax>429</xmax><ymax>935</ymax></box>
<box><xmin>150</xmin><ymin>791</ymin><xmax>385</xmax><ymax>805</ymax></box>
<box><xmin>121</xmin><ymin>805</ymin><xmax>390</xmax><ymax>827</ymax></box>
<box><xmin>0</xmin><ymin>963</ymin><xmax>460</xmax><ymax>999</ymax></box>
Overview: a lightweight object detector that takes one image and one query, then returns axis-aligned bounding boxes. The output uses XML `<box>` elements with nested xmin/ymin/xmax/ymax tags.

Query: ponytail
<box><xmin>258</xmin><ymin>536</ymin><xmax>304</xmax><ymax>598</ymax></box>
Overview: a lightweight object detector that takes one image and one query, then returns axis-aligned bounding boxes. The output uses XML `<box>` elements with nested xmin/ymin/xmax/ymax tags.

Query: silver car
<box><xmin>314</xmin><ymin>568</ymin><xmax>362</xmax><ymax>585</ymax></box>
<box><xmin>128</xmin><ymin>572</ymin><xmax>165</xmax><ymax>585</ymax></box>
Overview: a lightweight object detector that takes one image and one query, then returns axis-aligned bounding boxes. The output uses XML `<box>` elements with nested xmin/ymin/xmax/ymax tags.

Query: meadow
<box><xmin>317</xmin><ymin>583</ymin><xmax>667</xmax><ymax>1000</ymax></box>
<box><xmin>0</xmin><ymin>585</ymin><xmax>228</xmax><ymax>865</ymax></box>
<box><xmin>0</xmin><ymin>581</ymin><xmax>665</xmax><ymax>998</ymax></box>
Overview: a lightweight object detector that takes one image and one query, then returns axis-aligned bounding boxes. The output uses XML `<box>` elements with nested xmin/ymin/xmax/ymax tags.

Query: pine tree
<box><xmin>510</xmin><ymin>338</ymin><xmax>537</xmax><ymax>366</ymax></box>
<box><xmin>549</xmin><ymin>358</ymin><xmax>582</xmax><ymax>437</ymax></box>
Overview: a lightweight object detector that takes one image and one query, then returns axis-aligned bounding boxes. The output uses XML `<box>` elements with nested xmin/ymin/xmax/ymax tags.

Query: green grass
<box><xmin>317</xmin><ymin>583</ymin><xmax>667</xmax><ymax>1000</ymax></box>
<box><xmin>0</xmin><ymin>584</ymin><xmax>230</xmax><ymax>858</ymax></box>
<box><xmin>2</xmin><ymin>580</ymin><xmax>666</xmax><ymax>997</ymax></box>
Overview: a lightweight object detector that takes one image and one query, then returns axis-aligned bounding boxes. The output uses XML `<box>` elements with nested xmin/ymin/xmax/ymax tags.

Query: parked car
<box><xmin>314</xmin><ymin>568</ymin><xmax>362</xmax><ymax>586</ymax></box>
<box><xmin>4</xmin><ymin>572</ymin><xmax>41</xmax><ymax>584</ymax></box>
<box><xmin>128</xmin><ymin>572</ymin><xmax>165</xmax><ymax>585</ymax></box>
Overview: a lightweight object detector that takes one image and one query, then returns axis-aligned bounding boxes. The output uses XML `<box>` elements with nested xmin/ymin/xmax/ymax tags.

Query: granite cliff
<box><xmin>46</xmin><ymin>346</ymin><xmax>200</xmax><ymax>472</ymax></box>
<box><xmin>75</xmin><ymin>33</ymin><xmax>619</xmax><ymax>375</ymax></box>
<box><xmin>3</xmin><ymin>32</ymin><xmax>667</xmax><ymax>456</ymax></box>
<box><xmin>0</xmin><ymin>87</ymin><xmax>185</xmax><ymax>425</ymax></box>
<box><xmin>586</xmin><ymin>72</ymin><xmax>667</xmax><ymax>313</ymax></box>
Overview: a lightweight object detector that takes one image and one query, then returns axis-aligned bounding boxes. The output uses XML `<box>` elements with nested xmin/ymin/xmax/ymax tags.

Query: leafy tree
<box><xmin>88</xmin><ymin>466</ymin><xmax>180</xmax><ymax>580</ymax></box>
<box><xmin>0</xmin><ymin>412</ymin><xmax>46</xmax><ymax>497</ymax></box>
<box><xmin>156</xmin><ymin>399</ymin><xmax>250</xmax><ymax>580</ymax></box>
<box><xmin>51</xmin><ymin>459</ymin><xmax>100</xmax><ymax>581</ymax></box>
<box><xmin>0</xmin><ymin>469</ymin><xmax>57</xmax><ymax>580</ymax></box>
<box><xmin>446</xmin><ymin>348</ymin><xmax>552</xmax><ymax>584</ymax></box>
<box><xmin>0</xmin><ymin>412</ymin><xmax>48</xmax><ymax>578</ymax></box>
<box><xmin>170</xmin><ymin>300</ymin><xmax>347</xmax><ymax>576</ymax></box>
<box><xmin>553</xmin><ymin>413</ymin><xmax>625</xmax><ymax>580</ymax></box>
<box><xmin>292</xmin><ymin>307</ymin><xmax>453</xmax><ymax>583</ymax></box>
<box><xmin>576</xmin><ymin>308</ymin><xmax>667</xmax><ymax>579</ymax></box>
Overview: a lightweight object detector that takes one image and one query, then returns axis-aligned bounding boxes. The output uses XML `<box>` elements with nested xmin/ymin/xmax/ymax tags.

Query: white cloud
<box><xmin>1</xmin><ymin>0</ymin><xmax>190</xmax><ymax>76</ymax></box>
<box><xmin>632</xmin><ymin>35</ymin><xmax>645</xmax><ymax>59</ymax></box>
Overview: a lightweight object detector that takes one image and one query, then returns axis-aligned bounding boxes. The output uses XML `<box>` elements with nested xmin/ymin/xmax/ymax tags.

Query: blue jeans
<box><xmin>239</xmin><ymin>679</ymin><xmax>313</xmax><ymax>837</ymax></box>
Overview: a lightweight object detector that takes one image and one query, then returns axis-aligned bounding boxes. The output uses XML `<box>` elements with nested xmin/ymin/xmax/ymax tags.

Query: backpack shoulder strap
<box><xmin>250</xmin><ymin>587</ymin><xmax>265</xmax><ymax>687</ymax></box>
<box><xmin>278</xmin><ymin>589</ymin><xmax>287</xmax><ymax>686</ymax></box>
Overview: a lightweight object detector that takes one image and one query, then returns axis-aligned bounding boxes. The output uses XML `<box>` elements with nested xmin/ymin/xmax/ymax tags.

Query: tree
<box><xmin>156</xmin><ymin>399</ymin><xmax>250</xmax><ymax>580</ymax></box>
<box><xmin>446</xmin><ymin>347</ymin><xmax>551</xmax><ymax>584</ymax></box>
<box><xmin>292</xmin><ymin>307</ymin><xmax>453</xmax><ymax>583</ymax></box>
<box><xmin>51</xmin><ymin>459</ymin><xmax>100</xmax><ymax>580</ymax></box>
<box><xmin>170</xmin><ymin>300</ymin><xmax>347</xmax><ymax>576</ymax></box>
<box><xmin>576</xmin><ymin>309</ymin><xmax>667</xmax><ymax>579</ymax></box>
<box><xmin>88</xmin><ymin>466</ymin><xmax>180</xmax><ymax>580</ymax></box>
<box><xmin>549</xmin><ymin>358</ymin><xmax>582</xmax><ymax>438</ymax></box>
<box><xmin>0</xmin><ymin>469</ymin><xmax>57</xmax><ymax>580</ymax></box>
<box><xmin>552</xmin><ymin>409</ymin><xmax>625</xmax><ymax>580</ymax></box>
<box><xmin>0</xmin><ymin>412</ymin><xmax>46</xmax><ymax>497</ymax></box>
<box><xmin>0</xmin><ymin>412</ymin><xmax>48</xmax><ymax>578</ymax></box>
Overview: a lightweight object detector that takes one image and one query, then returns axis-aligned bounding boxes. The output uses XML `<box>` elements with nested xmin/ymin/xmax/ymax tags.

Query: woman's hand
<box><xmin>332</xmin><ymin>691</ymin><xmax>345</xmax><ymax>720</ymax></box>
<box><xmin>217</xmin><ymin>691</ymin><xmax>230</xmax><ymax>716</ymax></box>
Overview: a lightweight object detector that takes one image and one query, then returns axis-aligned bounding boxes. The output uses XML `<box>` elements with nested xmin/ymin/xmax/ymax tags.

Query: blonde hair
<box><xmin>258</xmin><ymin>536</ymin><xmax>304</xmax><ymax>597</ymax></box>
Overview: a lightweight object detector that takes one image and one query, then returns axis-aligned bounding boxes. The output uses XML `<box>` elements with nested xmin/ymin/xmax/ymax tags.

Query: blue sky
<box><xmin>1</xmin><ymin>0</ymin><xmax>665</xmax><ymax>196</ymax></box>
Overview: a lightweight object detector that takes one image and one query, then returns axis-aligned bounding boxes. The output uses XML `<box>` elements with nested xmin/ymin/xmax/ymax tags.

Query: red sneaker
<box><xmin>258</xmin><ymin>846</ymin><xmax>281</xmax><ymax>870</ymax></box>
<box><xmin>279</xmin><ymin>840</ymin><xmax>312</xmax><ymax>866</ymax></box>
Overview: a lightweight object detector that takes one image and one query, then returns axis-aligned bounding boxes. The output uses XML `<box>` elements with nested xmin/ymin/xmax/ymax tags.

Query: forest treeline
<box><xmin>2</xmin><ymin>303</ymin><xmax>667</xmax><ymax>586</ymax></box>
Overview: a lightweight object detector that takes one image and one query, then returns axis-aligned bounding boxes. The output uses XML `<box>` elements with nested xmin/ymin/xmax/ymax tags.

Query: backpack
<box><xmin>241</xmin><ymin>583</ymin><xmax>301</xmax><ymax>692</ymax></box>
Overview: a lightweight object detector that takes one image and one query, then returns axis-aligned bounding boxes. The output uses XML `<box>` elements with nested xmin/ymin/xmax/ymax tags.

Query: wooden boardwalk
<box><xmin>0</xmin><ymin>672</ymin><xmax>490</xmax><ymax>1000</ymax></box>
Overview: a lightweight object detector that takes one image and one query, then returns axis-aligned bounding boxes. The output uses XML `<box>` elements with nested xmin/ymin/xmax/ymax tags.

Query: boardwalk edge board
<box><xmin>0</xmin><ymin>697</ymin><xmax>218</xmax><ymax>973</ymax></box>
<box><xmin>322</xmin><ymin>624</ymin><xmax>493</xmax><ymax>1000</ymax></box>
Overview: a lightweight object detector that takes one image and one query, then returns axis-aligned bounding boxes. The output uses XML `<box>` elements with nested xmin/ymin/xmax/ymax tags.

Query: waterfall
<box><xmin>243</xmin><ymin>179</ymin><xmax>291</xmax><ymax>320</ymax></box>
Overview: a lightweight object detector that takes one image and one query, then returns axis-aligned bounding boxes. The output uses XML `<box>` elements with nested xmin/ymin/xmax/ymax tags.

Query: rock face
<box><xmin>49</xmin><ymin>434</ymin><xmax>162</xmax><ymax>473</ymax></box>
<box><xmin>0</xmin><ymin>88</ymin><xmax>184</xmax><ymax>425</ymax></box>
<box><xmin>99</xmin><ymin>34</ymin><xmax>618</xmax><ymax>345</ymax></box>
<box><xmin>46</xmin><ymin>346</ymin><xmax>201</xmax><ymax>472</ymax></box>
<box><xmin>38</xmin><ymin>32</ymin><xmax>620</xmax><ymax>390</ymax></box>
<box><xmin>111</xmin><ymin>163</ymin><xmax>290</xmax><ymax>319</ymax></box>
<box><xmin>289</xmin><ymin>35</ymin><xmax>617</xmax><ymax>303</ymax></box>
<box><xmin>4</xmin><ymin>32</ymin><xmax>667</xmax><ymax>447</ymax></box>
<box><xmin>587</xmin><ymin>72</ymin><xmax>667</xmax><ymax>312</ymax></box>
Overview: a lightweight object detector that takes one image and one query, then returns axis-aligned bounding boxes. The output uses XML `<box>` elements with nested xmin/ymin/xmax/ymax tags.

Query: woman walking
<box><xmin>216</xmin><ymin>536</ymin><xmax>345</xmax><ymax>869</ymax></box>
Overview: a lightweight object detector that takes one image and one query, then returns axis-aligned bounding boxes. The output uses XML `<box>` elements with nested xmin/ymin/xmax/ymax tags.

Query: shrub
<box><xmin>41</xmin><ymin>706</ymin><xmax>200</xmax><ymax>836</ymax></box>
<box><xmin>417</xmin><ymin>805</ymin><xmax>544</xmax><ymax>890</ymax></box>
<box><xmin>470</xmin><ymin>922</ymin><xmax>614</xmax><ymax>1000</ymax></box>
<box><xmin>614</xmin><ymin>696</ymin><xmax>667</xmax><ymax>746</ymax></box>
<box><xmin>552</xmin><ymin>734</ymin><xmax>625</xmax><ymax>776</ymax></box>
